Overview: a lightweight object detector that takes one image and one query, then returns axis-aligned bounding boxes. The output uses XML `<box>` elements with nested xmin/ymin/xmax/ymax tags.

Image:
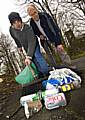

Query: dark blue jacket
<box><xmin>30</xmin><ymin>12</ymin><xmax>62</xmax><ymax>46</ymax></box>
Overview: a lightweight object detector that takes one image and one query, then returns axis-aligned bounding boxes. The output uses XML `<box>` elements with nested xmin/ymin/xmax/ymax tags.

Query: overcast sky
<box><xmin>0</xmin><ymin>0</ymin><xmax>16</xmax><ymax>35</ymax></box>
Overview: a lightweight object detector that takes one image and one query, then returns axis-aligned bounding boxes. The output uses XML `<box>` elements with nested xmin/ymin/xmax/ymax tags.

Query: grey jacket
<box><xmin>9</xmin><ymin>23</ymin><xmax>37</xmax><ymax>58</ymax></box>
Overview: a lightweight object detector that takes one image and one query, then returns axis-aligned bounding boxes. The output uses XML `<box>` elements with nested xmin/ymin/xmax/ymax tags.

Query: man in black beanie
<box><xmin>8</xmin><ymin>12</ymin><xmax>49</xmax><ymax>77</ymax></box>
<box><xmin>8</xmin><ymin>12</ymin><xmax>22</xmax><ymax>25</ymax></box>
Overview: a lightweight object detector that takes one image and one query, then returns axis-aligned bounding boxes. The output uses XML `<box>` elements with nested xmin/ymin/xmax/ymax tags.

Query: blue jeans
<box><xmin>33</xmin><ymin>44</ymin><xmax>49</xmax><ymax>76</ymax></box>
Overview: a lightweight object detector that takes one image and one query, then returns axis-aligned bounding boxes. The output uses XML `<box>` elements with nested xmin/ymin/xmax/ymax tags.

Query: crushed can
<box><xmin>60</xmin><ymin>80</ymin><xmax>81</xmax><ymax>92</ymax></box>
<box><xmin>60</xmin><ymin>83</ymin><xmax>74</xmax><ymax>92</ymax></box>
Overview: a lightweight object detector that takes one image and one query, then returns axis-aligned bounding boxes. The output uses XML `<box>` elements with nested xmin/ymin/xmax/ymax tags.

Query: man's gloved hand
<box><xmin>56</xmin><ymin>44</ymin><xmax>64</xmax><ymax>53</ymax></box>
<box><xmin>40</xmin><ymin>35</ymin><xmax>46</xmax><ymax>46</ymax></box>
<box><xmin>40</xmin><ymin>35</ymin><xmax>46</xmax><ymax>41</ymax></box>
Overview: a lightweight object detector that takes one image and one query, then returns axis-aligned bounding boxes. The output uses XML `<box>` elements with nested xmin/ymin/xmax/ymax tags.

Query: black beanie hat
<box><xmin>8</xmin><ymin>12</ymin><xmax>22</xmax><ymax>25</ymax></box>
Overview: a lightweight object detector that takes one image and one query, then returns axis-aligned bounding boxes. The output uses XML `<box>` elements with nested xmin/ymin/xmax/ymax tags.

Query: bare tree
<box><xmin>0</xmin><ymin>33</ymin><xmax>22</xmax><ymax>75</ymax></box>
<box><xmin>69</xmin><ymin>0</ymin><xmax>85</xmax><ymax>15</ymax></box>
<box><xmin>0</xmin><ymin>33</ymin><xmax>13</xmax><ymax>72</ymax></box>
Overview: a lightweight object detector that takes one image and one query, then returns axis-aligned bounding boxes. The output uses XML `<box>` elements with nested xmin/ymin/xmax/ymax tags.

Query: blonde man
<box><xmin>27</xmin><ymin>3</ymin><xmax>75</xmax><ymax>68</ymax></box>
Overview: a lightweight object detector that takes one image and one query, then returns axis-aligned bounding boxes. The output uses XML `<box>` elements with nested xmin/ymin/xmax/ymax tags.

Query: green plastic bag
<box><xmin>15</xmin><ymin>62</ymin><xmax>38</xmax><ymax>85</ymax></box>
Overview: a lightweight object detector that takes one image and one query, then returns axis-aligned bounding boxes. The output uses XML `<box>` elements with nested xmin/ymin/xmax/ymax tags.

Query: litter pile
<box><xmin>20</xmin><ymin>68</ymin><xmax>81</xmax><ymax>119</ymax></box>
